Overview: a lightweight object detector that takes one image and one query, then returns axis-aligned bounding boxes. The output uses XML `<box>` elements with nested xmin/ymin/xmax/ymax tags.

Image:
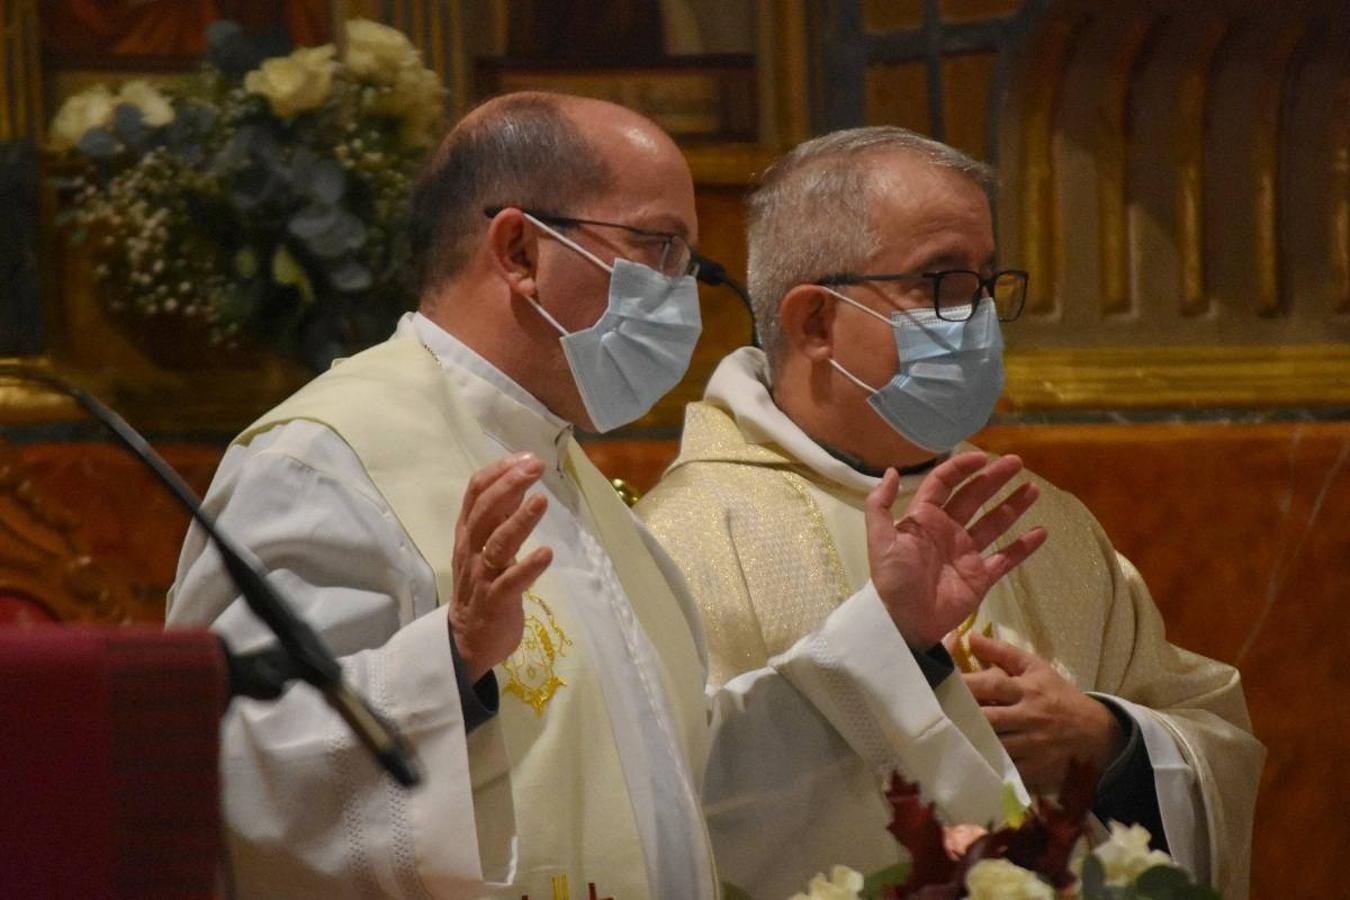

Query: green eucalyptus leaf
<box><xmin>231</xmin><ymin>123</ymin><xmax>280</xmax><ymax>165</ymax></box>
<box><xmin>861</xmin><ymin>861</ymin><xmax>911</xmax><ymax>899</ymax></box>
<box><xmin>1080</xmin><ymin>854</ymin><xmax>1106</xmax><ymax>897</ymax></box>
<box><xmin>289</xmin><ymin>203</ymin><xmax>338</xmax><ymax>240</ymax></box>
<box><xmin>112</xmin><ymin>104</ymin><xmax>148</xmax><ymax>151</ymax></box>
<box><xmin>328</xmin><ymin>259</ymin><xmax>372</xmax><ymax>293</ymax></box>
<box><xmin>77</xmin><ymin>128</ymin><xmax>121</xmax><ymax>160</ymax></box>
<box><xmin>1134</xmin><ymin>864</ymin><xmax>1189</xmax><ymax>897</ymax></box>
<box><xmin>304</xmin><ymin>211</ymin><xmax>367</xmax><ymax>259</ymax></box>
<box><xmin>291</xmin><ymin>147</ymin><xmax>319</xmax><ymax>175</ymax></box>
<box><xmin>309</xmin><ymin>159</ymin><xmax>345</xmax><ymax>205</ymax></box>
<box><xmin>230</xmin><ymin>164</ymin><xmax>280</xmax><ymax>210</ymax></box>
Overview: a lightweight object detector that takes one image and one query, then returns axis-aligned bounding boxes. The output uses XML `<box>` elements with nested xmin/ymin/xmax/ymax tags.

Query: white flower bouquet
<box><xmin>48</xmin><ymin>18</ymin><xmax>444</xmax><ymax>370</ymax></box>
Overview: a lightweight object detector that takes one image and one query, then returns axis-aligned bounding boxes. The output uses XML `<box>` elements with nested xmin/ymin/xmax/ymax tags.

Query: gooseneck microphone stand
<box><xmin>0</xmin><ymin>365</ymin><xmax>422</xmax><ymax>788</ymax></box>
<box><xmin>694</xmin><ymin>253</ymin><xmax>760</xmax><ymax>348</ymax></box>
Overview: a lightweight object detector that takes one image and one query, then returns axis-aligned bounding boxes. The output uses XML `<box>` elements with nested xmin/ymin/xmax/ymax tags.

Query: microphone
<box><xmin>0</xmin><ymin>365</ymin><xmax>423</xmax><ymax>788</ymax></box>
<box><xmin>694</xmin><ymin>253</ymin><xmax>760</xmax><ymax>348</ymax></box>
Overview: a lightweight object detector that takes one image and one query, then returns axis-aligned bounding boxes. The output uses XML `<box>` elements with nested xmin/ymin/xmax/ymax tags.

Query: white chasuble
<box><xmin>170</xmin><ymin>315</ymin><xmax>714</xmax><ymax>899</ymax></box>
<box><xmin>638</xmin><ymin>347</ymin><xmax>1264</xmax><ymax>900</ymax></box>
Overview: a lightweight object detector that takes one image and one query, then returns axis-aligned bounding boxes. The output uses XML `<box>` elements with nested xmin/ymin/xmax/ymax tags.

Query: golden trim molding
<box><xmin>0</xmin><ymin>359</ymin><xmax>79</xmax><ymax>425</ymax></box>
<box><xmin>1004</xmin><ymin>344</ymin><xmax>1350</xmax><ymax>409</ymax></box>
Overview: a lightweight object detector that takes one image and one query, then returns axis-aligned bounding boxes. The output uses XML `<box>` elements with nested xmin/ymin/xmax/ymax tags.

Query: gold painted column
<box><xmin>0</xmin><ymin>0</ymin><xmax>41</xmax><ymax>142</ymax></box>
<box><xmin>1174</xmin><ymin>17</ymin><xmax>1226</xmax><ymax>318</ymax></box>
<box><xmin>1096</xmin><ymin>13</ymin><xmax>1158</xmax><ymax>317</ymax></box>
<box><xmin>1333</xmin><ymin>60</ymin><xmax>1350</xmax><ymax>315</ymax></box>
<box><xmin>382</xmin><ymin>0</ymin><xmax>465</xmax><ymax>117</ymax></box>
<box><xmin>1252</xmin><ymin>22</ymin><xmax>1308</xmax><ymax>316</ymax></box>
<box><xmin>1018</xmin><ymin>11</ymin><xmax>1085</xmax><ymax>317</ymax></box>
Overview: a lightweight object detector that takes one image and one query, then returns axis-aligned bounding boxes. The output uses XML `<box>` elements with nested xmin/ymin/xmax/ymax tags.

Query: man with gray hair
<box><xmin>639</xmin><ymin>126</ymin><xmax>1264</xmax><ymax>898</ymax></box>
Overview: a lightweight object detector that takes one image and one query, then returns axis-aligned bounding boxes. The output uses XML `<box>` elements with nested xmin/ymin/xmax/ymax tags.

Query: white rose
<box><xmin>965</xmin><ymin>859</ymin><xmax>1055</xmax><ymax>900</ymax></box>
<box><xmin>49</xmin><ymin>84</ymin><xmax>116</xmax><ymax>150</ymax></box>
<box><xmin>245</xmin><ymin>45</ymin><xmax>336</xmax><ymax>119</ymax></box>
<box><xmin>788</xmin><ymin>865</ymin><xmax>864</xmax><ymax>900</ymax></box>
<box><xmin>1093</xmin><ymin>821</ymin><xmax>1173</xmax><ymax>886</ymax></box>
<box><xmin>344</xmin><ymin>18</ymin><xmax>420</xmax><ymax>84</ymax></box>
<box><xmin>387</xmin><ymin>66</ymin><xmax>446</xmax><ymax>147</ymax></box>
<box><xmin>116</xmin><ymin>80</ymin><xmax>175</xmax><ymax>127</ymax></box>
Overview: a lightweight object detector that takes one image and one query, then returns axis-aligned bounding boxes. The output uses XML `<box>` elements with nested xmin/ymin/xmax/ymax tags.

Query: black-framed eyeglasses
<box><xmin>815</xmin><ymin>269</ymin><xmax>1030</xmax><ymax>322</ymax></box>
<box><xmin>483</xmin><ymin>206</ymin><xmax>698</xmax><ymax>278</ymax></box>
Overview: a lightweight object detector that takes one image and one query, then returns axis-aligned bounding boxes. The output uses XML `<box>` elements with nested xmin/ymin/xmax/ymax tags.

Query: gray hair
<box><xmin>746</xmin><ymin>126</ymin><xmax>995</xmax><ymax>369</ymax></box>
<box><xmin>410</xmin><ymin>93</ymin><xmax>612</xmax><ymax>297</ymax></box>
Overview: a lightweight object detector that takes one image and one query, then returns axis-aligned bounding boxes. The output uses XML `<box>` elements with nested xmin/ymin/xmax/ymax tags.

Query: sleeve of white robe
<box><xmin>637</xmin><ymin>491</ymin><xmax>1020</xmax><ymax>897</ymax></box>
<box><xmin>166</xmin><ymin>422</ymin><xmax>483</xmax><ymax>899</ymax></box>
<box><xmin>1078</xmin><ymin>547</ymin><xmax>1264</xmax><ymax>900</ymax></box>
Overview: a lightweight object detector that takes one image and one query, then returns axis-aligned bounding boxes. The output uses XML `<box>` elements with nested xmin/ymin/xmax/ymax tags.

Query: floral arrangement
<box><xmin>48</xmin><ymin>18</ymin><xmax>444</xmax><ymax>370</ymax></box>
<box><xmin>783</xmin><ymin>763</ymin><xmax>1220</xmax><ymax>900</ymax></box>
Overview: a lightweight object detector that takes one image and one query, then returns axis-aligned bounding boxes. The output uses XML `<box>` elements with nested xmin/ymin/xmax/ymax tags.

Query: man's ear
<box><xmin>778</xmin><ymin>284</ymin><xmax>837</xmax><ymax>363</ymax></box>
<box><xmin>485</xmin><ymin>208</ymin><xmax>539</xmax><ymax>297</ymax></box>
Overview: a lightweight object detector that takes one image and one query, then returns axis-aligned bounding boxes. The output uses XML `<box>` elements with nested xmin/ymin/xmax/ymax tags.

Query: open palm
<box><xmin>867</xmin><ymin>451</ymin><xmax>1047</xmax><ymax>649</ymax></box>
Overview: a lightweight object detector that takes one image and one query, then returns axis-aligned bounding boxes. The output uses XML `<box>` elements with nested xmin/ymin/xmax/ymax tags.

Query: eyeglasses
<box><xmin>483</xmin><ymin>206</ymin><xmax>698</xmax><ymax>278</ymax></box>
<box><xmin>815</xmin><ymin>269</ymin><xmax>1030</xmax><ymax>322</ymax></box>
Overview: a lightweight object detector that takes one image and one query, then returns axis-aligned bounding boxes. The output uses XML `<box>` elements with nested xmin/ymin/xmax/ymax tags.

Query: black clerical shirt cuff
<box><xmin>447</xmin><ymin>625</ymin><xmax>500</xmax><ymax>734</ymax></box>
<box><xmin>1091</xmin><ymin>695</ymin><xmax>1169</xmax><ymax>853</ymax></box>
<box><xmin>911</xmin><ymin>641</ymin><xmax>957</xmax><ymax>688</ymax></box>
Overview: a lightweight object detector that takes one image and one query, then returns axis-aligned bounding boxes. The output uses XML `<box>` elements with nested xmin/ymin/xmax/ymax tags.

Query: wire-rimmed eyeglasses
<box><xmin>483</xmin><ymin>206</ymin><xmax>698</xmax><ymax>278</ymax></box>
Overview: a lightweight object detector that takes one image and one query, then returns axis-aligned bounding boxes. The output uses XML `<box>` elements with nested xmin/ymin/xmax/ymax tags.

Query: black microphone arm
<box><xmin>694</xmin><ymin>253</ymin><xmax>760</xmax><ymax>348</ymax></box>
<box><xmin>0</xmin><ymin>365</ymin><xmax>422</xmax><ymax>788</ymax></box>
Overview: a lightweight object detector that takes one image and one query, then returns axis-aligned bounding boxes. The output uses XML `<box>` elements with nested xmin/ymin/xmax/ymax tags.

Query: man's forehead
<box><xmin>861</xmin><ymin>165</ymin><xmax>994</xmax><ymax>267</ymax></box>
<box><xmin>867</xmin><ymin>150</ymin><xmax>977</xmax><ymax>201</ymax></box>
<box><xmin>588</xmin><ymin>159</ymin><xmax>697</xmax><ymax>238</ymax></box>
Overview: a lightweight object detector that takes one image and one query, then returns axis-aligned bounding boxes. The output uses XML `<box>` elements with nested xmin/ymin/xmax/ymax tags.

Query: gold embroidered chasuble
<box><xmin>238</xmin><ymin>334</ymin><xmax>714</xmax><ymax>899</ymax></box>
<box><xmin>637</xmin><ymin>348</ymin><xmax>1264</xmax><ymax>900</ymax></box>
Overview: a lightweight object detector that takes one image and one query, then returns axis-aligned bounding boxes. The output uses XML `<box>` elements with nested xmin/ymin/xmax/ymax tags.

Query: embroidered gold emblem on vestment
<box><xmin>502</xmin><ymin>591</ymin><xmax>572</xmax><ymax>716</ymax></box>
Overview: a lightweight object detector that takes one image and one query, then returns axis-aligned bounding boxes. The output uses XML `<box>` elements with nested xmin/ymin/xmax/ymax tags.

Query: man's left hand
<box><xmin>962</xmin><ymin>632</ymin><xmax>1124</xmax><ymax>795</ymax></box>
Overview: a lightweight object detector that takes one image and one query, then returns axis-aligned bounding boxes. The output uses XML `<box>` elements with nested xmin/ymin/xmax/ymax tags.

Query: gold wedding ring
<box><xmin>480</xmin><ymin>547</ymin><xmax>511</xmax><ymax>572</ymax></box>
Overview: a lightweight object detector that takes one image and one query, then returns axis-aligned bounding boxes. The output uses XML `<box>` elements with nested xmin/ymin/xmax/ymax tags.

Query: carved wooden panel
<box><xmin>994</xmin><ymin>1</ymin><xmax>1350</xmax><ymax>407</ymax></box>
<box><xmin>0</xmin><ymin>439</ymin><xmax>219</xmax><ymax>624</ymax></box>
<box><xmin>852</xmin><ymin>0</ymin><xmax>1350</xmax><ymax>408</ymax></box>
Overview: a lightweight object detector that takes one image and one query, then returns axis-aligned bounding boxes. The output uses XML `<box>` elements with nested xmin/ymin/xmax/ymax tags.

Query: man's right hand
<box><xmin>866</xmin><ymin>451</ymin><xmax>1046</xmax><ymax>650</ymax></box>
<box><xmin>451</xmin><ymin>453</ymin><xmax>555</xmax><ymax>683</ymax></box>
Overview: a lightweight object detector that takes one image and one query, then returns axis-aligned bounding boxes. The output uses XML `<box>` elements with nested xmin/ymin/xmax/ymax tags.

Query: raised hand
<box><xmin>450</xmin><ymin>453</ymin><xmax>555</xmax><ymax>683</ymax></box>
<box><xmin>866</xmin><ymin>451</ymin><xmax>1047</xmax><ymax>649</ymax></box>
<box><xmin>962</xmin><ymin>633</ymin><xmax>1124</xmax><ymax>794</ymax></box>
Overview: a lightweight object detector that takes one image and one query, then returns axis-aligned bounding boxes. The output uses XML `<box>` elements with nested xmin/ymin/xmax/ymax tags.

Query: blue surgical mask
<box><xmin>524</xmin><ymin>214</ymin><xmax>702</xmax><ymax>433</ymax></box>
<box><xmin>824</xmin><ymin>288</ymin><xmax>1005</xmax><ymax>453</ymax></box>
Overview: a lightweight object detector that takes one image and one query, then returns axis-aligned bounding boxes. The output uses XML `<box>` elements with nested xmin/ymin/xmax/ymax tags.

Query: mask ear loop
<box><xmin>518</xmin><ymin>212</ymin><xmax>616</xmax><ymax>337</ymax></box>
<box><xmin>522</xmin><ymin>213</ymin><xmax>614</xmax><ymax>274</ymax></box>
<box><xmin>819</xmin><ymin>285</ymin><xmax>885</xmax><ymax>394</ymax></box>
<box><xmin>828</xmin><ymin>358</ymin><xmax>881</xmax><ymax>394</ymax></box>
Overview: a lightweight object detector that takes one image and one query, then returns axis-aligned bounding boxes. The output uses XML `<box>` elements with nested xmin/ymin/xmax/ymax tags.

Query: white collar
<box><xmin>704</xmin><ymin>347</ymin><xmax>931</xmax><ymax>497</ymax></box>
<box><xmin>402</xmin><ymin>312</ymin><xmax>574</xmax><ymax>470</ymax></box>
